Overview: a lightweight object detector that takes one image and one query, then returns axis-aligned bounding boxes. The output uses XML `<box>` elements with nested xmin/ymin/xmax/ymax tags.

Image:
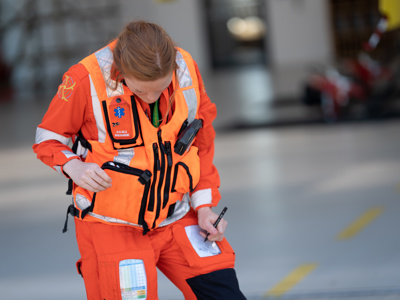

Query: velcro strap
<box><xmin>62</xmin><ymin>204</ymin><xmax>80</xmax><ymax>233</ymax></box>
<box><xmin>66</xmin><ymin>179</ymin><xmax>73</xmax><ymax>195</ymax></box>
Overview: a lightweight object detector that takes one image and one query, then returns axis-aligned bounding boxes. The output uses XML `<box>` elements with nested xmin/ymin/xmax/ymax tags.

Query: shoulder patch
<box><xmin>57</xmin><ymin>75</ymin><xmax>76</xmax><ymax>101</ymax></box>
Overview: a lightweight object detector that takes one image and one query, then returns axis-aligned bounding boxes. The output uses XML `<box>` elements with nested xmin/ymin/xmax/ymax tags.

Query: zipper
<box><xmin>102</xmin><ymin>161</ymin><xmax>146</xmax><ymax>176</ymax></box>
<box><xmin>148</xmin><ymin>143</ymin><xmax>159</xmax><ymax>212</ymax></box>
<box><xmin>153</xmin><ymin>130</ymin><xmax>166</xmax><ymax>228</ymax></box>
<box><xmin>138</xmin><ymin>180</ymin><xmax>151</xmax><ymax>234</ymax></box>
<box><xmin>162</xmin><ymin>141</ymin><xmax>173</xmax><ymax>208</ymax></box>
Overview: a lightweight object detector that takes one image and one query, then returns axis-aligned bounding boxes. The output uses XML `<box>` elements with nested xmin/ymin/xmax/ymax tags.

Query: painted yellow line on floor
<box><xmin>336</xmin><ymin>206</ymin><xmax>384</xmax><ymax>240</ymax></box>
<box><xmin>264</xmin><ymin>263</ymin><xmax>318</xmax><ymax>297</ymax></box>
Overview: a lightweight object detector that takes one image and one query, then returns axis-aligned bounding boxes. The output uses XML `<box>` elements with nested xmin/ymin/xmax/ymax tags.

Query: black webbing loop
<box><xmin>62</xmin><ymin>194</ymin><xmax>95</xmax><ymax>233</ymax></box>
<box><xmin>71</xmin><ymin>130</ymin><xmax>92</xmax><ymax>153</ymax></box>
<box><xmin>167</xmin><ymin>203</ymin><xmax>176</xmax><ymax>218</ymax></box>
<box><xmin>142</xmin><ymin>222</ymin><xmax>149</xmax><ymax>235</ymax></box>
<box><xmin>81</xmin><ymin>193</ymin><xmax>96</xmax><ymax>219</ymax></box>
<box><xmin>66</xmin><ymin>179</ymin><xmax>73</xmax><ymax>195</ymax></box>
<box><xmin>62</xmin><ymin>204</ymin><xmax>80</xmax><ymax>233</ymax></box>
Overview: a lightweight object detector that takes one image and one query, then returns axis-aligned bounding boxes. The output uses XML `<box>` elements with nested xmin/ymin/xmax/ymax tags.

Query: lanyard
<box><xmin>152</xmin><ymin>99</ymin><xmax>160</xmax><ymax>127</ymax></box>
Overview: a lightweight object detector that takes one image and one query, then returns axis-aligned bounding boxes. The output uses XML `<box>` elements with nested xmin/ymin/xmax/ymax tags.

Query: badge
<box><xmin>57</xmin><ymin>75</ymin><xmax>76</xmax><ymax>102</ymax></box>
<box><xmin>109</xmin><ymin>97</ymin><xmax>133</xmax><ymax>140</ymax></box>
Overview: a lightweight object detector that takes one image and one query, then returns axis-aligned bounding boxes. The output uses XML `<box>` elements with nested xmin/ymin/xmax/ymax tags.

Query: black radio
<box><xmin>174</xmin><ymin>119</ymin><xmax>203</xmax><ymax>155</ymax></box>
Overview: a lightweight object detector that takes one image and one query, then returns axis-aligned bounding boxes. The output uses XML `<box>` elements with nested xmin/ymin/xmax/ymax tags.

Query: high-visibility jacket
<box><xmin>33</xmin><ymin>42</ymin><xmax>221</xmax><ymax>232</ymax></box>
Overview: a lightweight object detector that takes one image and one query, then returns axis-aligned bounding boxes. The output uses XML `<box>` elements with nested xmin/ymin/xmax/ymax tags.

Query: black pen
<box><xmin>204</xmin><ymin>207</ymin><xmax>228</xmax><ymax>242</ymax></box>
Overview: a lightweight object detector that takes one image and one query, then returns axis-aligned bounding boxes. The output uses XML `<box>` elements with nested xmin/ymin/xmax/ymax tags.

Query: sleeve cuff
<box><xmin>190</xmin><ymin>189</ymin><xmax>213</xmax><ymax>211</ymax></box>
<box><xmin>56</xmin><ymin>153</ymin><xmax>80</xmax><ymax>178</ymax></box>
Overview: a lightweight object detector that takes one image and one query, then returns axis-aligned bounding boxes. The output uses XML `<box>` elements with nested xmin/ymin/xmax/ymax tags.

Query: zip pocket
<box><xmin>170</xmin><ymin>145</ymin><xmax>200</xmax><ymax>194</ymax></box>
<box><xmin>90</xmin><ymin>161</ymin><xmax>152</xmax><ymax>226</ymax></box>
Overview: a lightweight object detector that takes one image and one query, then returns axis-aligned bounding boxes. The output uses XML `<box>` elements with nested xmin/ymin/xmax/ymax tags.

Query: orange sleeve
<box><xmin>191</xmin><ymin>61</ymin><xmax>221</xmax><ymax>210</ymax></box>
<box><xmin>32</xmin><ymin>64</ymin><xmax>94</xmax><ymax>175</ymax></box>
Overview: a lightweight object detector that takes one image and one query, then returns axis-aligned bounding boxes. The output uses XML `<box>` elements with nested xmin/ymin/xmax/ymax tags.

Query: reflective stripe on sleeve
<box><xmin>176</xmin><ymin>51</ymin><xmax>193</xmax><ymax>88</ymax></box>
<box><xmin>182</xmin><ymin>88</ymin><xmax>197</xmax><ymax>123</ymax></box>
<box><xmin>190</xmin><ymin>189</ymin><xmax>212</xmax><ymax>210</ymax></box>
<box><xmin>62</xmin><ymin>150</ymin><xmax>79</xmax><ymax>159</ymax></box>
<box><xmin>94</xmin><ymin>46</ymin><xmax>124</xmax><ymax>98</ymax></box>
<box><xmin>54</xmin><ymin>165</ymin><xmax>63</xmax><ymax>175</ymax></box>
<box><xmin>89</xmin><ymin>75</ymin><xmax>107</xmax><ymax>143</ymax></box>
<box><xmin>176</xmin><ymin>50</ymin><xmax>198</xmax><ymax>123</ymax></box>
<box><xmin>35</xmin><ymin>127</ymin><xmax>71</xmax><ymax>145</ymax></box>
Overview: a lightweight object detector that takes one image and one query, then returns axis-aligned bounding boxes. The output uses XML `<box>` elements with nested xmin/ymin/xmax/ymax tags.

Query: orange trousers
<box><xmin>74</xmin><ymin>210</ymin><xmax>237</xmax><ymax>300</ymax></box>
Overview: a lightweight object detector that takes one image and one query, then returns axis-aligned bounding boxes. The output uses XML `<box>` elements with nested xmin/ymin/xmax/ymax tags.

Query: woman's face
<box><xmin>124</xmin><ymin>73</ymin><xmax>173</xmax><ymax>104</ymax></box>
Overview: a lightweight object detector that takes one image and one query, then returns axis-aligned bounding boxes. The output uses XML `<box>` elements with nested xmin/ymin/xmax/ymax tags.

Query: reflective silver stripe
<box><xmin>175</xmin><ymin>50</ymin><xmax>198</xmax><ymax>123</ymax></box>
<box><xmin>114</xmin><ymin>148</ymin><xmax>135</xmax><ymax>165</ymax></box>
<box><xmin>182</xmin><ymin>88</ymin><xmax>197</xmax><ymax>123</ymax></box>
<box><xmin>75</xmin><ymin>193</ymin><xmax>91</xmax><ymax>210</ymax></box>
<box><xmin>74</xmin><ymin>192</ymin><xmax>189</xmax><ymax>228</ymax></box>
<box><xmin>94</xmin><ymin>46</ymin><xmax>124</xmax><ymax>98</ymax></box>
<box><xmin>75</xmin><ymin>193</ymin><xmax>141</xmax><ymax>227</ymax></box>
<box><xmin>159</xmin><ymin>194</ymin><xmax>191</xmax><ymax>227</ymax></box>
<box><xmin>190</xmin><ymin>189</ymin><xmax>213</xmax><ymax>210</ymax></box>
<box><xmin>61</xmin><ymin>150</ymin><xmax>78</xmax><ymax>159</ymax></box>
<box><xmin>176</xmin><ymin>51</ymin><xmax>192</xmax><ymax>88</ymax></box>
<box><xmin>54</xmin><ymin>166</ymin><xmax>62</xmax><ymax>175</ymax></box>
<box><xmin>35</xmin><ymin>127</ymin><xmax>71</xmax><ymax>145</ymax></box>
<box><xmin>89</xmin><ymin>75</ymin><xmax>107</xmax><ymax>143</ymax></box>
<box><xmin>88</xmin><ymin>213</ymin><xmax>142</xmax><ymax>227</ymax></box>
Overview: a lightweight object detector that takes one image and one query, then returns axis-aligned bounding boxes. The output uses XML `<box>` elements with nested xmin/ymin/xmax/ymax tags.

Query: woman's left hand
<box><xmin>197</xmin><ymin>207</ymin><xmax>227</xmax><ymax>242</ymax></box>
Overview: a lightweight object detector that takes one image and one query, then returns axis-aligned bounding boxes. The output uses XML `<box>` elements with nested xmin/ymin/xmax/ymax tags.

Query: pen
<box><xmin>204</xmin><ymin>207</ymin><xmax>228</xmax><ymax>242</ymax></box>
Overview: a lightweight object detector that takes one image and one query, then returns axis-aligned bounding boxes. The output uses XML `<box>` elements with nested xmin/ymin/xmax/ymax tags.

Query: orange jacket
<box><xmin>33</xmin><ymin>44</ymin><xmax>221</xmax><ymax>230</ymax></box>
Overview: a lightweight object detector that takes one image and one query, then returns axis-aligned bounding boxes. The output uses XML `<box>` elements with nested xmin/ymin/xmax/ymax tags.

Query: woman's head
<box><xmin>112</xmin><ymin>20</ymin><xmax>177</xmax><ymax>82</ymax></box>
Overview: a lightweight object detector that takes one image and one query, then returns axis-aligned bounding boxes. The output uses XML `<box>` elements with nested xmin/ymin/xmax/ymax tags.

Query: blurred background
<box><xmin>1</xmin><ymin>0</ymin><xmax>400</xmax><ymax>299</ymax></box>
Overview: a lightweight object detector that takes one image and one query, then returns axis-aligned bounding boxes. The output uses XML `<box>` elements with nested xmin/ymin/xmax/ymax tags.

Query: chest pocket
<box><xmin>92</xmin><ymin>161</ymin><xmax>152</xmax><ymax>227</ymax></box>
<box><xmin>102</xmin><ymin>95</ymin><xmax>144</xmax><ymax>149</ymax></box>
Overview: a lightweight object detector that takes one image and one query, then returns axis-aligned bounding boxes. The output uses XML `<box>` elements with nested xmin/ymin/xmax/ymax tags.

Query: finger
<box><xmin>199</xmin><ymin>231</ymin><xmax>207</xmax><ymax>239</ymax></box>
<box><xmin>82</xmin><ymin>176</ymin><xmax>108</xmax><ymax>193</ymax></box>
<box><xmin>95</xmin><ymin>168</ymin><xmax>112</xmax><ymax>184</ymax></box>
<box><xmin>204</xmin><ymin>223</ymin><xmax>218</xmax><ymax>236</ymax></box>
<box><xmin>206</xmin><ymin>232</ymin><xmax>224</xmax><ymax>242</ymax></box>
<box><xmin>79</xmin><ymin>179</ymin><xmax>101</xmax><ymax>193</ymax></box>
<box><xmin>216</xmin><ymin>219</ymin><xmax>228</xmax><ymax>234</ymax></box>
<box><xmin>92</xmin><ymin>172</ymin><xmax>112</xmax><ymax>189</ymax></box>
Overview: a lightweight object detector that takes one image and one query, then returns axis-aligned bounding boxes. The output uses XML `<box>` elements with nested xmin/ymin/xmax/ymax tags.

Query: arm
<box><xmin>32</xmin><ymin>64</ymin><xmax>111</xmax><ymax>192</ymax></box>
<box><xmin>191</xmin><ymin>62</ymin><xmax>226</xmax><ymax>242</ymax></box>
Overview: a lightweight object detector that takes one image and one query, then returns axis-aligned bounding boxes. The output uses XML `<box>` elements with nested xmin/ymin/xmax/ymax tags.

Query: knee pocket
<box><xmin>97</xmin><ymin>253</ymin><xmax>157</xmax><ymax>300</ymax></box>
<box><xmin>186</xmin><ymin>268</ymin><xmax>246</xmax><ymax>300</ymax></box>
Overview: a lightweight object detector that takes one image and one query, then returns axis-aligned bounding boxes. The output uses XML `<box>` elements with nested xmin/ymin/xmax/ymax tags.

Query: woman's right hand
<box><xmin>63</xmin><ymin>159</ymin><xmax>112</xmax><ymax>192</ymax></box>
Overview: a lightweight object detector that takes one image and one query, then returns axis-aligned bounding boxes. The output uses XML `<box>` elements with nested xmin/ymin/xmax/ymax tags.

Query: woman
<box><xmin>33</xmin><ymin>20</ymin><xmax>245</xmax><ymax>300</ymax></box>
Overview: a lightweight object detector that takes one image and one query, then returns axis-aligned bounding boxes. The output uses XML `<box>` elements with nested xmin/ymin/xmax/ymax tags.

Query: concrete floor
<box><xmin>1</xmin><ymin>66</ymin><xmax>400</xmax><ymax>299</ymax></box>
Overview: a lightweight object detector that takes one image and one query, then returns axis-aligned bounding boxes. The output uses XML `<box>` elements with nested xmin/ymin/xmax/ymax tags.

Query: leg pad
<box><xmin>186</xmin><ymin>268</ymin><xmax>246</xmax><ymax>300</ymax></box>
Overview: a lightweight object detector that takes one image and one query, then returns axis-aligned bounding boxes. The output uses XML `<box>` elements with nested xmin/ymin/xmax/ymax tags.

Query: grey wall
<box><xmin>119</xmin><ymin>0</ymin><xmax>210</xmax><ymax>71</ymax></box>
<box><xmin>265</xmin><ymin>0</ymin><xmax>334</xmax><ymax>68</ymax></box>
<box><xmin>119</xmin><ymin>0</ymin><xmax>334</xmax><ymax>70</ymax></box>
